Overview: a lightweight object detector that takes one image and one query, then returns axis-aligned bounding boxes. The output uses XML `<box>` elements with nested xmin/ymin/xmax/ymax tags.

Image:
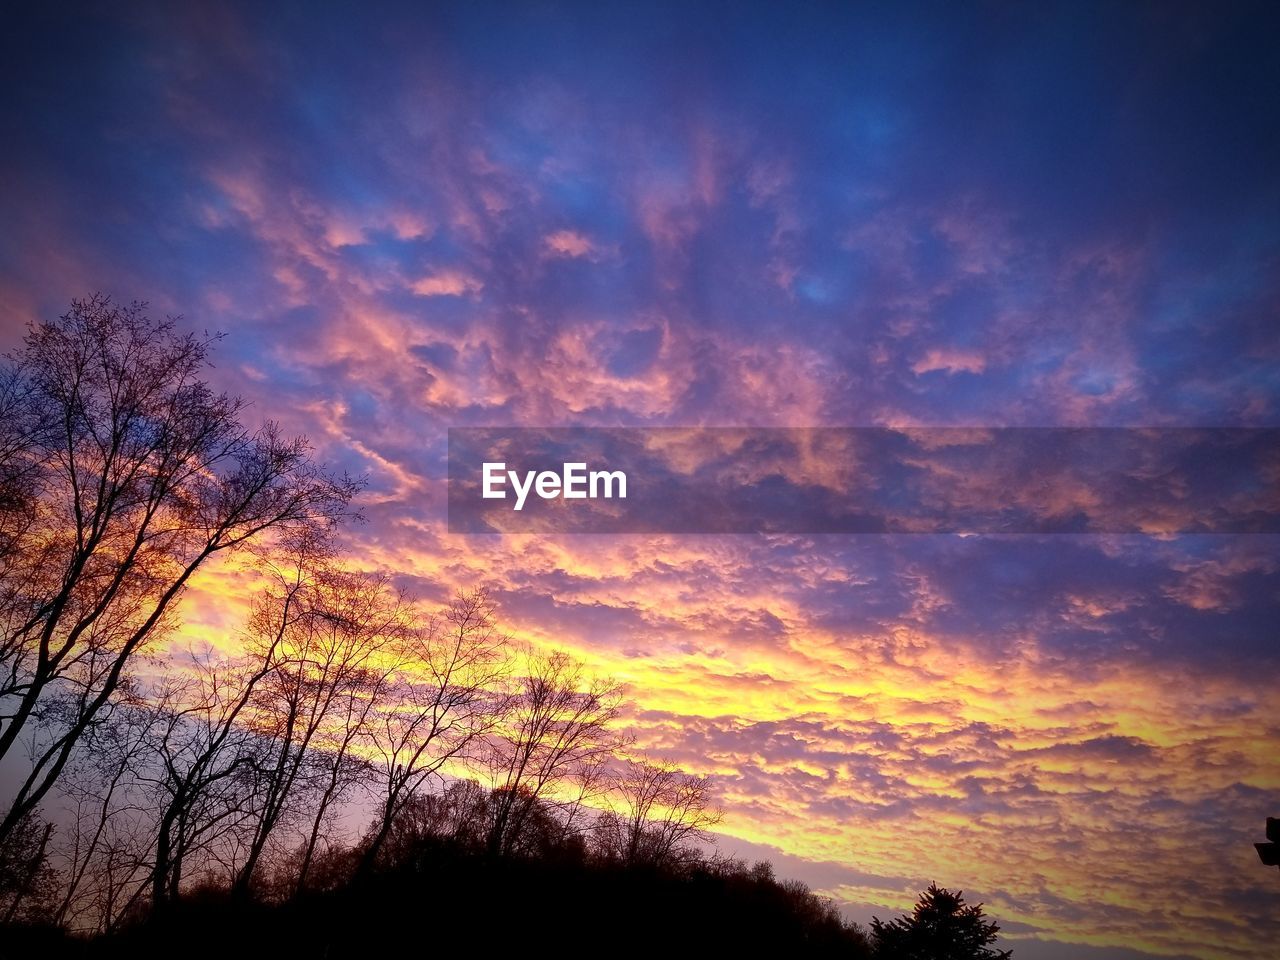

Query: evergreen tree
<box><xmin>871</xmin><ymin>883</ymin><xmax>1011</xmax><ymax>960</ymax></box>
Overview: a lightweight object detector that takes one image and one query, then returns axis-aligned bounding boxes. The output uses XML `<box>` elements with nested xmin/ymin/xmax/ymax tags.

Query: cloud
<box><xmin>912</xmin><ymin>347</ymin><xmax>988</xmax><ymax>376</ymax></box>
<box><xmin>410</xmin><ymin>270</ymin><xmax>484</xmax><ymax>297</ymax></box>
<box><xmin>543</xmin><ymin>229</ymin><xmax>599</xmax><ymax>259</ymax></box>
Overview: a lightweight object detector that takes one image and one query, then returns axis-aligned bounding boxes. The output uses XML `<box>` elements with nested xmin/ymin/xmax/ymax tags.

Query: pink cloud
<box><xmin>410</xmin><ymin>270</ymin><xmax>484</xmax><ymax>297</ymax></box>
<box><xmin>911</xmin><ymin>348</ymin><xmax>988</xmax><ymax>376</ymax></box>
<box><xmin>544</xmin><ymin>229</ymin><xmax>598</xmax><ymax>259</ymax></box>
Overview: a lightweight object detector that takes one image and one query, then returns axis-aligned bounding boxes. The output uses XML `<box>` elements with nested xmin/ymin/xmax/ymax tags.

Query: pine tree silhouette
<box><xmin>871</xmin><ymin>883</ymin><xmax>1012</xmax><ymax>959</ymax></box>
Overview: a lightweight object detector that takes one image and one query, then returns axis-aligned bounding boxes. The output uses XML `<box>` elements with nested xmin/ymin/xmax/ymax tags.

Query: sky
<box><xmin>2</xmin><ymin>2</ymin><xmax>1279</xmax><ymax>957</ymax></box>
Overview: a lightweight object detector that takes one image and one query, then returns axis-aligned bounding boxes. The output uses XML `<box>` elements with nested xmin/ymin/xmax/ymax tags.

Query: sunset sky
<box><xmin>3</xmin><ymin>2</ymin><xmax>1279</xmax><ymax>958</ymax></box>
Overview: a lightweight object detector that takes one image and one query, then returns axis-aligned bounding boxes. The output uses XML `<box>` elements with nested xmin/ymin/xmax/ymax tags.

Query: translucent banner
<box><xmin>447</xmin><ymin>428</ymin><xmax>1280</xmax><ymax>534</ymax></box>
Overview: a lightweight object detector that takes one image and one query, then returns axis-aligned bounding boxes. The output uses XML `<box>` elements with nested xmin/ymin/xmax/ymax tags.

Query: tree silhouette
<box><xmin>286</xmin><ymin>566</ymin><xmax>404</xmax><ymax>896</ymax></box>
<box><xmin>50</xmin><ymin>693</ymin><xmax>168</xmax><ymax>931</ymax></box>
<box><xmin>871</xmin><ymin>883</ymin><xmax>1012</xmax><ymax>959</ymax></box>
<box><xmin>359</xmin><ymin>588</ymin><xmax>509</xmax><ymax>875</ymax></box>
<box><xmin>0</xmin><ymin>296</ymin><xmax>359</xmax><ymax>847</ymax></box>
<box><xmin>233</xmin><ymin>537</ymin><xmax>401</xmax><ymax>898</ymax></box>
<box><xmin>596</xmin><ymin>758</ymin><xmax>721</xmax><ymax>869</ymax></box>
<box><xmin>485</xmin><ymin>649</ymin><xmax>624</xmax><ymax>857</ymax></box>
<box><xmin>0</xmin><ymin>808</ymin><xmax>57</xmax><ymax>923</ymax></box>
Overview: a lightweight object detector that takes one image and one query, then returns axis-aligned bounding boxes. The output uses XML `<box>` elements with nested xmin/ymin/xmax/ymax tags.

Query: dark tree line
<box><xmin>0</xmin><ymin>298</ymin><xmax>1010</xmax><ymax>959</ymax></box>
<box><xmin>2</xmin><ymin>535</ymin><xmax>720</xmax><ymax>932</ymax></box>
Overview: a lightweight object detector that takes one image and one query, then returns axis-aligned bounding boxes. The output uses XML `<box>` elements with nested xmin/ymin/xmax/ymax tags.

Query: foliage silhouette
<box><xmin>19</xmin><ymin>788</ymin><xmax>874</xmax><ymax>959</ymax></box>
<box><xmin>871</xmin><ymin>883</ymin><xmax>1012</xmax><ymax>960</ymax></box>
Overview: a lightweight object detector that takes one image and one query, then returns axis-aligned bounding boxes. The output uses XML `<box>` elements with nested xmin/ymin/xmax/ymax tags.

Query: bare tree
<box><xmin>233</xmin><ymin>560</ymin><xmax>405</xmax><ymax>897</ymax></box>
<box><xmin>144</xmin><ymin>647</ymin><xmax>281</xmax><ymax>907</ymax></box>
<box><xmin>597</xmin><ymin>759</ymin><xmax>720</xmax><ymax>869</ymax></box>
<box><xmin>486</xmin><ymin>650</ymin><xmax>626</xmax><ymax>857</ymax></box>
<box><xmin>50</xmin><ymin>547</ymin><xmax>403</xmax><ymax>915</ymax></box>
<box><xmin>291</xmin><ymin>571</ymin><xmax>403</xmax><ymax>894</ymax></box>
<box><xmin>0</xmin><ymin>365</ymin><xmax>39</xmax><ymax>581</ymax></box>
<box><xmin>0</xmin><ymin>296</ymin><xmax>359</xmax><ymax>844</ymax></box>
<box><xmin>49</xmin><ymin>693</ymin><xmax>166</xmax><ymax>931</ymax></box>
<box><xmin>359</xmin><ymin>589</ymin><xmax>509</xmax><ymax>875</ymax></box>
